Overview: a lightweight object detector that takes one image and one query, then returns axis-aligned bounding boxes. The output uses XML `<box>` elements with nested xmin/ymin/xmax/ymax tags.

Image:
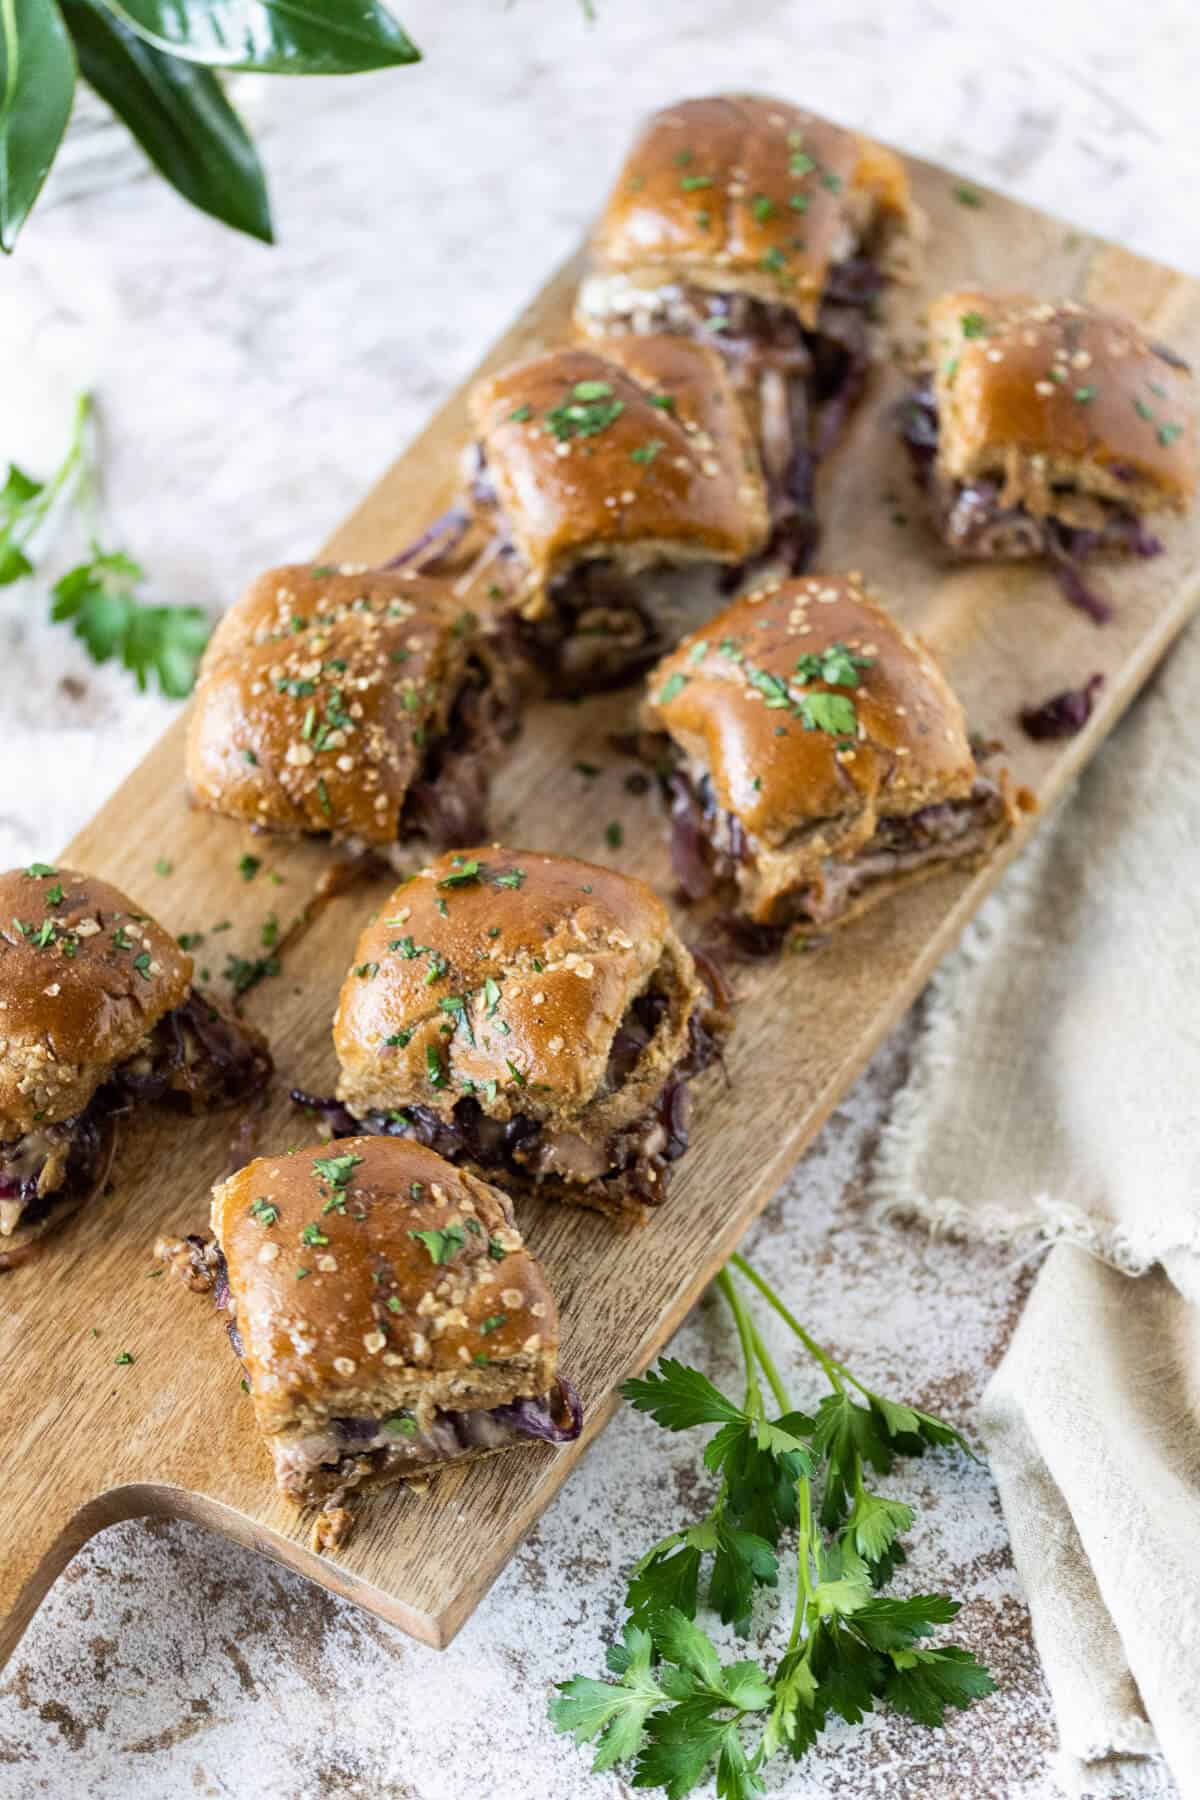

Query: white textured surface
<box><xmin>0</xmin><ymin>2</ymin><xmax>1195</xmax><ymax>1794</ymax></box>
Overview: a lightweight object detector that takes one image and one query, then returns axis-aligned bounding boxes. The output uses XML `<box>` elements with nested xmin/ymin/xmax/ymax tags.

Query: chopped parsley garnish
<box><xmin>354</xmin><ymin>961</ymin><xmax>379</xmax><ymax>979</ymax></box>
<box><xmin>794</xmin><ymin>641</ymin><xmax>873</xmax><ymax>688</ymax></box>
<box><xmin>249</xmin><ymin>1198</ymin><xmax>279</xmax><ymax>1228</ymax></box>
<box><xmin>1135</xmin><ymin>398</ymin><xmax>1155</xmax><ymax>420</ymax></box>
<box><xmin>260</xmin><ymin>914</ymin><xmax>279</xmax><ymax>950</ymax></box>
<box><xmin>789</xmin><ymin>150</ymin><xmax>815</xmax><ymax>176</ymax></box>
<box><xmin>605</xmin><ymin>821</ymin><xmax>623</xmax><ymax>850</ymax></box>
<box><xmin>154</xmin><ymin>857</ymin><xmax>172</xmax><ymax>877</ymax></box>
<box><xmin>239</xmin><ymin>853</ymin><xmax>261</xmax><ymax>881</ymax></box>
<box><xmin>959</xmin><ymin>311</ymin><xmax>987</xmax><ymax>339</ymax></box>
<box><xmin>384</xmin><ymin>1413</ymin><xmax>418</xmax><ymax>1437</ymax></box>
<box><xmin>574</xmin><ymin>760</ymin><xmax>601</xmax><ymax>777</ymax></box>
<box><xmin>820</xmin><ymin>170</ymin><xmax>842</xmax><ymax>192</ymax></box>
<box><xmin>800</xmin><ymin>691</ymin><xmax>858</xmax><ymax>737</ymax></box>
<box><xmin>1159</xmin><ymin>422</ymin><xmax>1184</xmax><ymax>446</ymax></box>
<box><xmin>410</xmin><ymin>1224</ymin><xmax>466</xmax><ymax>1265</ymax></box>
<box><xmin>493</xmin><ymin>867</ymin><xmax>526</xmax><ymax>890</ymax></box>
<box><xmin>679</xmin><ymin>173</ymin><xmax>712</xmax><ymax>191</ymax></box>
<box><xmin>483</xmin><ymin>977</ymin><xmax>502</xmax><ymax>1015</ymax></box>
<box><xmin>386</xmin><ymin>1029</ymin><xmax>413</xmax><ymax>1048</ymax></box>
<box><xmin>788</xmin><ymin>192</ymin><xmax>810</xmax><ymax>213</ymax></box>
<box><xmin>178</xmin><ymin>931</ymin><xmax>204</xmax><ymax>950</ymax></box>
<box><xmin>749</xmin><ymin>668</ymin><xmax>792</xmax><ymax>709</ymax></box>
<box><xmin>750</xmin><ymin>194</ymin><xmax>773</xmax><ymax>222</ymax></box>
<box><xmin>760</xmin><ymin>246</ymin><xmax>788</xmax><ymax>274</ymax></box>
<box><xmin>113</xmin><ymin>1351</ymin><xmax>135</xmax><ymax>1366</ymax></box>
<box><xmin>132</xmin><ymin>951</ymin><xmax>152</xmax><ymax>979</ymax></box>
<box><xmin>439</xmin><ymin>994</ymin><xmax>475</xmax><ymax>1044</ymax></box>
<box><xmin>488</xmin><ymin>1238</ymin><xmax>508</xmax><ymax>1262</ymax></box>
<box><xmin>508</xmin><ymin>405</ymin><xmax>532</xmax><ymax>422</ymax></box>
<box><xmin>649</xmin><ymin>394</ymin><xmax>675</xmax><ymax>412</ymax></box>
<box><xmin>26</xmin><ymin>863</ymin><xmax>57</xmax><ymax>878</ymax></box>
<box><xmin>953</xmin><ymin>181</ymin><xmax>983</xmax><ymax>207</ymax></box>
<box><xmin>426</xmin><ymin>1043</ymin><xmax>447</xmax><ymax>1087</ymax></box>
<box><xmin>300</xmin><ymin>1223</ymin><xmax>329</xmax><ymax>1247</ymax></box>
<box><xmin>439</xmin><ymin>857</ymin><xmax>482</xmax><ymax>888</ymax></box>
<box><xmin>657</xmin><ymin>672</ymin><xmax>688</xmax><ymax>704</ymax></box>
<box><xmin>481</xmin><ymin>1314</ymin><xmax>507</xmax><ymax>1335</ymax></box>
<box><xmin>223</xmin><ymin>952</ymin><xmax>280</xmax><ymax>998</ymax></box>
<box><xmin>1074</xmin><ymin>385</ymin><xmax>1097</xmax><ymax>404</ymax></box>
<box><xmin>313</xmin><ymin>1152</ymin><xmax>363</xmax><ymax>1190</ymax></box>
<box><xmin>545</xmin><ymin>382</ymin><xmax>626</xmax><ymax>442</ymax></box>
<box><xmin>630</xmin><ymin>440</ymin><xmax>664</xmax><ymax>466</ymax></box>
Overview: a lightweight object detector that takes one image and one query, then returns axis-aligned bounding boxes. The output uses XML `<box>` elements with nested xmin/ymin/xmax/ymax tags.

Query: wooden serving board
<box><xmin>3</xmin><ymin>140</ymin><xmax>1200</xmax><ymax>1664</ymax></box>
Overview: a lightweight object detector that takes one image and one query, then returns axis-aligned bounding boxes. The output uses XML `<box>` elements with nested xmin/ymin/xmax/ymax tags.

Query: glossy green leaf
<box><xmin>0</xmin><ymin>0</ymin><xmax>77</xmax><ymax>252</ymax></box>
<box><xmin>60</xmin><ymin>0</ymin><xmax>271</xmax><ymax>240</ymax></box>
<box><xmin>101</xmin><ymin>0</ymin><xmax>420</xmax><ymax>73</ymax></box>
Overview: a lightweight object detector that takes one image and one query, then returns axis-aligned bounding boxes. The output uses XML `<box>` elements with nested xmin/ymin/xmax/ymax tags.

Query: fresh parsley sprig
<box><xmin>551</xmin><ymin>1253</ymin><xmax>993</xmax><ymax>1797</ymax></box>
<box><xmin>1</xmin><ymin>393</ymin><xmax>210</xmax><ymax>697</ymax></box>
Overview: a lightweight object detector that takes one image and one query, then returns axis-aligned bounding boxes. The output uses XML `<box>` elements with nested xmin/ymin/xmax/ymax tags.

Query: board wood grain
<box><xmin>3</xmin><ymin>145</ymin><xmax>1200</xmax><ymax>1662</ymax></box>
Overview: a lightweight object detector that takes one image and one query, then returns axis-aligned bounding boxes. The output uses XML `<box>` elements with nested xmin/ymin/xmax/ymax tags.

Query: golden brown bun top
<box><xmin>642</xmin><ymin>574</ymin><xmax>975</xmax><ymax>843</ymax></box>
<box><xmin>213</xmin><ymin>1137</ymin><xmax>558</xmax><ymax>1438</ymax></box>
<box><xmin>0</xmin><ymin>866</ymin><xmax>192</xmax><ymax>1137</ymax></box>
<box><xmin>469</xmin><ymin>337</ymin><xmax>768</xmax><ymax>594</ymax></box>
<box><xmin>590</xmin><ymin>94</ymin><xmax>911</xmax><ymax>327</ymax></box>
<box><xmin>334</xmin><ymin>845</ymin><xmax>700</xmax><ymax>1132</ymax></box>
<box><xmin>187</xmin><ymin>564</ymin><xmax>488</xmax><ymax>846</ymax></box>
<box><xmin>929</xmin><ymin>290</ymin><xmax>1197</xmax><ymax>511</ymax></box>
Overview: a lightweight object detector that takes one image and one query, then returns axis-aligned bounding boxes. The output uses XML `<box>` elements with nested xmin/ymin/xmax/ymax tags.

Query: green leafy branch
<box><xmin>2</xmin><ymin>391</ymin><xmax>210</xmax><ymax>695</ymax></box>
<box><xmin>0</xmin><ymin>0</ymin><xmax>422</xmax><ymax>253</ymax></box>
<box><xmin>551</xmin><ymin>1253</ymin><xmax>994</xmax><ymax>1798</ymax></box>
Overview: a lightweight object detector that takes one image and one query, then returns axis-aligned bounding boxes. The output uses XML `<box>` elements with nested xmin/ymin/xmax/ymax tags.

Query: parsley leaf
<box><xmin>551</xmin><ymin>1624</ymin><xmax>666</xmax><ymax>1772</ymax></box>
<box><xmin>885</xmin><ymin>1645</ymin><xmax>996</xmax><ymax>1725</ymax></box>
<box><xmin>621</xmin><ymin>1359</ymin><xmax>746</xmax><ymax>1431</ymax></box>
<box><xmin>553</xmin><ymin>1257</ymin><xmax>992</xmax><ymax>1793</ymax></box>
<box><xmin>409</xmin><ymin>1224</ymin><xmax>466</xmax><ymax>1265</ymax></box>
<box><xmin>51</xmin><ymin>547</ymin><xmax>210</xmax><ymax>698</ymax></box>
<box><xmin>799</xmin><ymin>691</ymin><xmax>858</xmax><ymax>738</ymax></box>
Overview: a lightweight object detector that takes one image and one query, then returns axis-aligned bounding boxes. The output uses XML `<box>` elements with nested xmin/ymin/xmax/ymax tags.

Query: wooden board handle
<box><xmin>0</xmin><ymin>1481</ymin><xmax>158</xmax><ymax>1666</ymax></box>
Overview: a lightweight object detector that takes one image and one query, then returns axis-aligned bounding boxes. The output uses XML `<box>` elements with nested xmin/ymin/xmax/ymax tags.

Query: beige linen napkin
<box><xmin>869</xmin><ymin>617</ymin><xmax>1200</xmax><ymax>1798</ymax></box>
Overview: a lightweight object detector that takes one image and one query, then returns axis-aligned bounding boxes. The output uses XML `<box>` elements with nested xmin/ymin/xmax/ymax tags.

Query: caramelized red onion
<box><xmin>384</xmin><ymin>505</ymin><xmax>472</xmax><ymax>573</ymax></box>
<box><xmin>898</xmin><ymin>380</ymin><xmax>1163</xmax><ymax>622</ymax></box>
<box><xmin>1019</xmin><ymin>673</ymin><xmax>1105</xmax><ymax>740</ymax></box>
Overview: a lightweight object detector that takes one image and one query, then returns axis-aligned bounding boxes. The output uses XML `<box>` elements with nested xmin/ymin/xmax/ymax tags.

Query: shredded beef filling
<box><xmin>270</xmin><ymin>1379</ymin><xmax>584</xmax><ymax>1499</ymax></box>
<box><xmin>292</xmin><ymin>989</ymin><xmax>721</xmax><ymax>1214</ymax></box>
<box><xmin>0</xmin><ymin>992</ymin><xmax>269</xmax><ymax>1242</ymax></box>
<box><xmin>399</xmin><ymin>661</ymin><xmax>519</xmax><ymax>848</ymax></box>
<box><xmin>667</xmin><ymin>765</ymin><xmax>1007</xmax><ymax>934</ymax></box>
<box><xmin>899</xmin><ymin>381</ymin><xmax>1163</xmax><ymax>622</ymax></box>
<box><xmin>584</xmin><ymin>256</ymin><xmax>882</xmax><ymax>581</ymax></box>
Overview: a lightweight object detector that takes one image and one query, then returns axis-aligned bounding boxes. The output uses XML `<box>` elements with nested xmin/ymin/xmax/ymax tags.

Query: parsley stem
<box><xmin>746</xmin><ymin>1319</ymin><xmax>791</xmax><ymax>1415</ymax></box>
<box><xmin>714</xmin><ymin>1267</ymin><xmax>764</xmax><ymax>1416</ymax></box>
<box><xmin>787</xmin><ymin>1474</ymin><xmax>817</xmax><ymax>1654</ymax></box>
<box><xmin>10</xmin><ymin>392</ymin><xmax>93</xmax><ymax>557</ymax></box>
<box><xmin>729</xmin><ymin>1254</ymin><xmax>845</xmax><ymax>1392</ymax></box>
